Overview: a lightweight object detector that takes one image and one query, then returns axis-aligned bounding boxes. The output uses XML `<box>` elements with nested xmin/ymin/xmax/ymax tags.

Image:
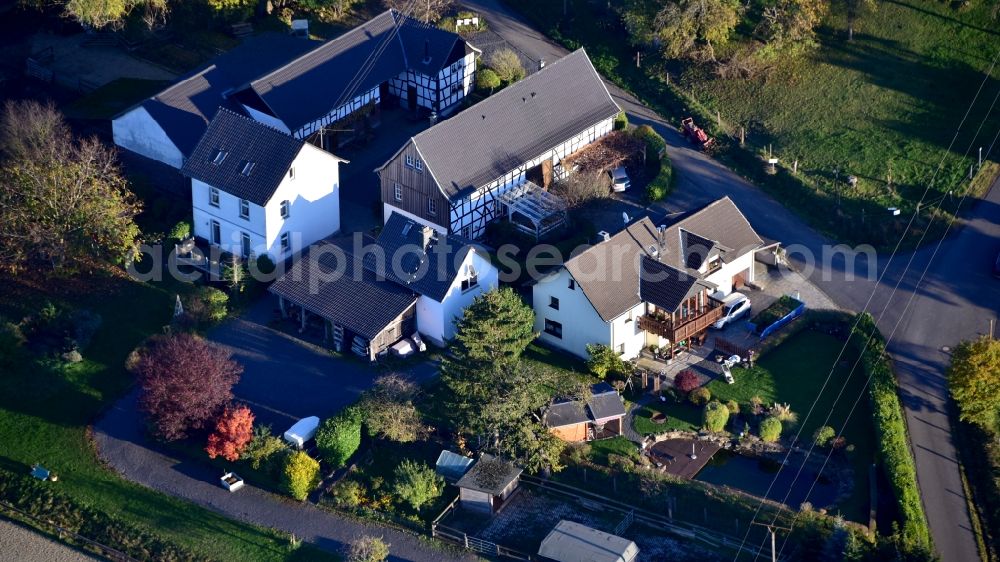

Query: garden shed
<box><xmin>454</xmin><ymin>453</ymin><xmax>522</xmax><ymax>514</ymax></box>
<box><xmin>435</xmin><ymin>449</ymin><xmax>474</xmax><ymax>483</ymax></box>
<box><xmin>538</xmin><ymin>520</ymin><xmax>639</xmax><ymax>562</ymax></box>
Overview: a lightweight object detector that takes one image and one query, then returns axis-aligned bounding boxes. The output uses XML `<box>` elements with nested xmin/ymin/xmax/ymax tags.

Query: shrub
<box><xmin>759</xmin><ymin>416</ymin><xmax>782</xmax><ymax>443</ymax></box>
<box><xmin>345</xmin><ymin>535</ymin><xmax>390</xmax><ymax>562</ymax></box>
<box><xmin>613</xmin><ymin>111</ymin><xmax>629</xmax><ymax>130</ymax></box>
<box><xmin>316</xmin><ymin>408</ymin><xmax>362</xmax><ymax>468</ymax></box>
<box><xmin>205</xmin><ymin>404</ymin><xmax>254</xmax><ymax>461</ymax></box>
<box><xmin>586</xmin><ymin>343</ymin><xmax>634</xmax><ymax>379</ymax></box>
<box><xmin>476</xmin><ymin>68</ymin><xmax>501</xmax><ymax>93</ymax></box>
<box><xmin>769</xmin><ymin>402</ymin><xmax>798</xmax><ymax>425</ymax></box>
<box><xmin>814</xmin><ymin>425</ymin><xmax>836</xmax><ymax>447</ymax></box>
<box><xmin>240</xmin><ymin>425</ymin><xmax>287</xmax><ymax>473</ymax></box>
<box><xmin>489</xmin><ymin>48</ymin><xmax>525</xmax><ymax>83</ymax></box>
<box><xmin>182</xmin><ymin>286</ymin><xmax>229</xmax><ymax>328</ymax></box>
<box><xmin>644</xmin><ymin>160</ymin><xmax>673</xmax><ymax>203</ymax></box>
<box><xmin>168</xmin><ymin>220</ymin><xmax>191</xmax><ymax>241</ymax></box>
<box><xmin>703</xmin><ymin>401</ymin><xmax>730</xmax><ymax>432</ymax></box>
<box><xmin>391</xmin><ymin>460</ymin><xmax>443</xmax><ymax>511</ymax></box>
<box><xmin>330</xmin><ymin>479</ymin><xmax>366</xmax><ymax>509</ymax></box>
<box><xmin>725</xmin><ymin>400</ymin><xmax>740</xmax><ymax>415</ymax></box>
<box><xmin>673</xmin><ymin>369</ymin><xmax>699</xmax><ymax>394</ymax></box>
<box><xmin>254</xmin><ymin>254</ymin><xmax>276</xmax><ymax>276</ymax></box>
<box><xmin>0</xmin><ymin>317</ymin><xmax>26</xmax><ymax>367</ymax></box>
<box><xmin>281</xmin><ymin>451</ymin><xmax>320</xmax><ymax>501</ymax></box>
<box><xmin>688</xmin><ymin>387</ymin><xmax>711</xmax><ymax>406</ymax></box>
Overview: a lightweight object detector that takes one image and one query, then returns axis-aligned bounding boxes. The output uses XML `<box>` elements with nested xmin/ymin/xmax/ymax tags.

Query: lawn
<box><xmin>0</xmin><ymin>273</ymin><xmax>335</xmax><ymax>562</ymax></box>
<box><xmin>588</xmin><ymin>436</ymin><xmax>640</xmax><ymax>465</ymax></box>
<box><xmin>502</xmin><ymin>0</ymin><xmax>1000</xmax><ymax>248</ymax></box>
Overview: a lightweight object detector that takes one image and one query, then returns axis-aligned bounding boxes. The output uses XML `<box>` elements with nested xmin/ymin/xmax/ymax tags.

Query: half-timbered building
<box><xmin>376</xmin><ymin>48</ymin><xmax>621</xmax><ymax>239</ymax></box>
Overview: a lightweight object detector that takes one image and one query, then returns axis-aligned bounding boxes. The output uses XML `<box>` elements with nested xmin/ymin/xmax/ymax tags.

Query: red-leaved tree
<box><xmin>206</xmin><ymin>404</ymin><xmax>255</xmax><ymax>461</ymax></box>
<box><xmin>133</xmin><ymin>333</ymin><xmax>243</xmax><ymax>441</ymax></box>
<box><xmin>673</xmin><ymin>370</ymin><xmax>700</xmax><ymax>394</ymax></box>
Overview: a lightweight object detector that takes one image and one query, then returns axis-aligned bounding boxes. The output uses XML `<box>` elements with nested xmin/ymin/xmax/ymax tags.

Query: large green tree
<box><xmin>653</xmin><ymin>0</ymin><xmax>741</xmax><ymax>61</ymax></box>
<box><xmin>949</xmin><ymin>336</ymin><xmax>1000</xmax><ymax>432</ymax></box>
<box><xmin>0</xmin><ymin>101</ymin><xmax>141</xmax><ymax>272</ymax></box>
<box><xmin>757</xmin><ymin>0</ymin><xmax>828</xmax><ymax>45</ymax></box>
<box><xmin>63</xmin><ymin>0</ymin><xmax>168</xmax><ymax>29</ymax></box>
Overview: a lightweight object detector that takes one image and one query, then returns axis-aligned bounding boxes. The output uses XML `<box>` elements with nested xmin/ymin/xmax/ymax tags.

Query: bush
<box><xmin>703</xmin><ymin>401</ymin><xmax>730</xmax><ymax>432</ymax></box>
<box><xmin>0</xmin><ymin>317</ymin><xmax>26</xmax><ymax>367</ymax></box>
<box><xmin>613</xmin><ymin>111</ymin><xmax>629</xmax><ymax>130</ymax></box>
<box><xmin>631</xmin><ymin>125</ymin><xmax>672</xmax><ymax>202</ymax></box>
<box><xmin>644</xmin><ymin>160</ymin><xmax>673</xmax><ymax>203</ymax></box>
<box><xmin>688</xmin><ymin>387</ymin><xmax>711</xmax><ymax>406</ymax></box>
<box><xmin>391</xmin><ymin>460</ymin><xmax>443</xmax><ymax>511</ymax></box>
<box><xmin>814</xmin><ymin>425</ymin><xmax>836</xmax><ymax>447</ymax></box>
<box><xmin>281</xmin><ymin>451</ymin><xmax>320</xmax><ymax>501</ymax></box>
<box><xmin>345</xmin><ymin>535</ymin><xmax>390</xmax><ymax>562</ymax></box>
<box><xmin>330</xmin><ymin>479</ymin><xmax>366</xmax><ymax>509</ymax></box>
<box><xmin>168</xmin><ymin>220</ymin><xmax>191</xmax><ymax>241</ymax></box>
<box><xmin>673</xmin><ymin>369</ymin><xmax>699</xmax><ymax>394</ymax></box>
<box><xmin>759</xmin><ymin>416</ymin><xmax>782</xmax><ymax>443</ymax></box>
<box><xmin>476</xmin><ymin>68</ymin><xmax>501</xmax><ymax>93</ymax></box>
<box><xmin>316</xmin><ymin>408</ymin><xmax>362</xmax><ymax>468</ymax></box>
<box><xmin>240</xmin><ymin>425</ymin><xmax>287</xmax><ymax>473</ymax></box>
<box><xmin>489</xmin><ymin>48</ymin><xmax>525</xmax><ymax>83</ymax></box>
<box><xmin>586</xmin><ymin>343</ymin><xmax>634</xmax><ymax>379</ymax></box>
<box><xmin>725</xmin><ymin>400</ymin><xmax>740</xmax><ymax>415</ymax></box>
<box><xmin>852</xmin><ymin>313</ymin><xmax>931</xmax><ymax>549</ymax></box>
<box><xmin>182</xmin><ymin>286</ymin><xmax>229</xmax><ymax>328</ymax></box>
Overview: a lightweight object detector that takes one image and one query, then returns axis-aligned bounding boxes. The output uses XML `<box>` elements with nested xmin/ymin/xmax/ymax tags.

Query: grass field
<box><xmin>0</xmin><ymin>273</ymin><xmax>335</xmax><ymax>562</ymax></box>
<box><xmin>503</xmin><ymin>0</ymin><xmax>1000</xmax><ymax>248</ymax></box>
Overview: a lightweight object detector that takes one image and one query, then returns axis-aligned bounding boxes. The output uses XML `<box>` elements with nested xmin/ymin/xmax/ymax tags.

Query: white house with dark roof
<box><xmin>376</xmin><ymin>48</ymin><xmax>620</xmax><ymax>239</ymax></box>
<box><xmin>113</xmin><ymin>10</ymin><xmax>476</xmax><ymax>168</ymax></box>
<box><xmin>181</xmin><ymin>109</ymin><xmax>346</xmax><ymax>262</ymax></box>
<box><xmin>532</xmin><ymin>197</ymin><xmax>769</xmax><ymax>360</ymax></box>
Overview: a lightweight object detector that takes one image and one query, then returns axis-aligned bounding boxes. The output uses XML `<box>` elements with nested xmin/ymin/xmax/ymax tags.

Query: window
<box><xmin>280</xmin><ymin>232</ymin><xmax>290</xmax><ymax>253</ymax></box>
<box><xmin>212</xmin><ymin>149</ymin><xmax>227</xmax><ymax>165</ymax></box>
<box><xmin>461</xmin><ymin>225</ymin><xmax>472</xmax><ymax>239</ymax></box>
<box><xmin>617</xmin><ymin>343</ymin><xmax>625</xmax><ymax>354</ymax></box>
<box><xmin>405</xmin><ymin>154</ymin><xmax>415</xmax><ymax>167</ymax></box>
<box><xmin>288</xmin><ymin>167</ymin><xmax>295</xmax><ymax>180</ymax></box>
<box><xmin>209</xmin><ymin>187</ymin><xmax>220</xmax><ymax>207</ymax></box>
<box><xmin>393</xmin><ymin>182</ymin><xmax>402</xmax><ymax>202</ymax></box>
<box><xmin>240</xmin><ymin>161</ymin><xmax>256</xmax><ymax>176</ymax></box>
<box><xmin>427</xmin><ymin>198</ymin><xmax>437</xmax><ymax>216</ymax></box>
<box><xmin>280</xmin><ymin>200</ymin><xmax>290</xmax><ymax>219</ymax></box>
<box><xmin>210</xmin><ymin>220</ymin><xmax>221</xmax><ymax>245</ymax></box>
<box><xmin>239</xmin><ymin>199</ymin><xmax>250</xmax><ymax>219</ymax></box>
<box><xmin>461</xmin><ymin>264</ymin><xmax>478</xmax><ymax>292</ymax></box>
<box><xmin>544</xmin><ymin>319</ymin><xmax>563</xmax><ymax>339</ymax></box>
<box><xmin>568</xmin><ymin>278</ymin><xmax>576</xmax><ymax>290</ymax></box>
<box><xmin>414</xmin><ymin>158</ymin><xmax>423</xmax><ymax>172</ymax></box>
<box><xmin>549</xmin><ymin>296</ymin><xmax>559</xmax><ymax>310</ymax></box>
<box><xmin>240</xmin><ymin>233</ymin><xmax>251</xmax><ymax>258</ymax></box>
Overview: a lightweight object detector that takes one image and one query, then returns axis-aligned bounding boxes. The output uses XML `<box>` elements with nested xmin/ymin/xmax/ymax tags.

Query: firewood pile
<box><xmin>562</xmin><ymin>131</ymin><xmax>643</xmax><ymax>173</ymax></box>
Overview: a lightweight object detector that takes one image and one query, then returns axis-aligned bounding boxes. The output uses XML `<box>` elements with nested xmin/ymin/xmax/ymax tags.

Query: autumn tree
<box><xmin>757</xmin><ymin>0</ymin><xmax>828</xmax><ymax>45</ymax></box>
<box><xmin>391</xmin><ymin>460</ymin><xmax>443</xmax><ymax>510</ymax></box>
<box><xmin>62</xmin><ymin>0</ymin><xmax>168</xmax><ymax>29</ymax></box>
<box><xmin>282</xmin><ymin>450</ymin><xmax>320</xmax><ymax>500</ymax></box>
<box><xmin>653</xmin><ymin>0</ymin><xmax>741</xmax><ymax>61</ymax></box>
<box><xmin>205</xmin><ymin>404</ymin><xmax>255</xmax><ymax>461</ymax></box>
<box><xmin>381</xmin><ymin>0</ymin><xmax>452</xmax><ymax>23</ymax></box>
<box><xmin>361</xmin><ymin>374</ymin><xmax>425</xmax><ymax>443</ymax></box>
<box><xmin>0</xmin><ymin>101</ymin><xmax>141</xmax><ymax>272</ymax></box>
<box><xmin>949</xmin><ymin>336</ymin><xmax>1000</xmax><ymax>432</ymax></box>
<box><xmin>132</xmin><ymin>333</ymin><xmax>243</xmax><ymax>441</ymax></box>
<box><xmin>346</xmin><ymin>536</ymin><xmax>390</xmax><ymax>562</ymax></box>
<box><xmin>832</xmin><ymin>0</ymin><xmax>877</xmax><ymax>41</ymax></box>
<box><xmin>488</xmin><ymin>48</ymin><xmax>526</xmax><ymax>84</ymax></box>
<box><xmin>476</xmin><ymin>68</ymin><xmax>501</xmax><ymax>94</ymax></box>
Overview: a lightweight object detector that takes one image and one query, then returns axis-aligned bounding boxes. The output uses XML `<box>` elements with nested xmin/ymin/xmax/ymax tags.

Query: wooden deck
<box><xmin>646</xmin><ymin>439</ymin><xmax>721</xmax><ymax>479</ymax></box>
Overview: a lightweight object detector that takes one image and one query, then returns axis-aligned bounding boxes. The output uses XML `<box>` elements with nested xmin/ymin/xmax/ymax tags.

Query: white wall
<box><xmin>263</xmin><ymin>144</ymin><xmax>342</xmax><ymax>261</ymax></box>
<box><xmin>532</xmin><ymin>268</ymin><xmax>612</xmax><ymax>360</ymax></box>
<box><xmin>416</xmin><ymin>248</ymin><xmax>498</xmax><ymax>346</ymax></box>
<box><xmin>704</xmin><ymin>251</ymin><xmax>755</xmax><ymax>296</ymax></box>
<box><xmin>192</xmin><ymin>179</ymin><xmax>266</xmax><ymax>257</ymax></box>
<box><xmin>449</xmin><ymin>116</ymin><xmax>615</xmax><ymax>239</ymax></box>
<box><xmin>609</xmin><ymin>302</ymin><xmax>647</xmax><ymax>360</ymax></box>
<box><xmin>112</xmin><ymin>106</ymin><xmax>184</xmax><ymax>169</ymax></box>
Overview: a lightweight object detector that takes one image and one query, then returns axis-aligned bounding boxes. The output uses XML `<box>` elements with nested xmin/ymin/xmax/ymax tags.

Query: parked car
<box><xmin>712</xmin><ymin>292</ymin><xmax>751</xmax><ymax>329</ymax></box>
<box><xmin>609</xmin><ymin>166</ymin><xmax>631</xmax><ymax>192</ymax></box>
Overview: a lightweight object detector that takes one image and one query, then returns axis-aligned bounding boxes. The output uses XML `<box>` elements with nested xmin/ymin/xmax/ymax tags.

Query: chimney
<box><xmin>421</xmin><ymin>226</ymin><xmax>436</xmax><ymax>250</ymax></box>
<box><xmin>597</xmin><ymin>230</ymin><xmax>611</xmax><ymax>242</ymax></box>
<box><xmin>538</xmin><ymin>59</ymin><xmax>545</xmax><ymax>71</ymax></box>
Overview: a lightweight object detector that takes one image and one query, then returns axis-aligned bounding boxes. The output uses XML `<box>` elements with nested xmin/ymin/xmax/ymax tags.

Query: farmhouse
<box><xmin>532</xmin><ymin>197</ymin><xmax>768</xmax><ymax>360</ymax></box>
<box><xmin>113</xmin><ymin>10</ymin><xmax>477</xmax><ymax>168</ymax></box>
<box><xmin>544</xmin><ymin>383</ymin><xmax>627</xmax><ymax>442</ymax></box>
<box><xmin>181</xmin><ymin>109</ymin><xmax>345</xmax><ymax>262</ymax></box>
<box><xmin>376</xmin><ymin>48</ymin><xmax>621</xmax><ymax>239</ymax></box>
<box><xmin>268</xmin><ymin>212</ymin><xmax>497</xmax><ymax>359</ymax></box>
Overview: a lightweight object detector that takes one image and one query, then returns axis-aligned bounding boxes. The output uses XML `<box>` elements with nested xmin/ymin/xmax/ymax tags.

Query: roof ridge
<box><xmin>564</xmin><ymin>216</ymin><xmax>657</xmax><ymax>266</ymax></box>
<box><xmin>213</xmin><ymin>106</ymin><xmax>305</xmax><ymax>142</ymax></box>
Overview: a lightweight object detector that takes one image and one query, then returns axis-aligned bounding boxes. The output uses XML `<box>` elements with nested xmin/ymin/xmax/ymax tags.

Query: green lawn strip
<box><xmin>63</xmin><ymin>78</ymin><xmax>171</xmax><ymax>121</ymax></box>
<box><xmin>588</xmin><ymin>436</ymin><xmax>640</xmax><ymax>465</ymax></box>
<box><xmin>0</xmin><ymin>275</ymin><xmax>336</xmax><ymax>561</ymax></box>
<box><xmin>750</xmin><ymin>295</ymin><xmax>804</xmax><ymax>329</ymax></box>
<box><xmin>501</xmin><ymin>0</ymin><xmax>998</xmax><ymax>248</ymax></box>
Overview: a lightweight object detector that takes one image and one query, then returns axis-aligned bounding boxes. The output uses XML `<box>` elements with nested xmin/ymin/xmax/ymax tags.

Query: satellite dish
<box><xmin>622</xmin><ymin>212</ymin><xmax>630</xmax><ymax>224</ymax></box>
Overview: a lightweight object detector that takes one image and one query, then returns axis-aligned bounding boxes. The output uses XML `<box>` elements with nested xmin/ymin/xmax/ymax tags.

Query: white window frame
<box><xmin>414</xmin><ymin>159</ymin><xmax>423</xmax><ymax>172</ymax></box>
<box><xmin>240</xmin><ymin>232</ymin><xmax>251</xmax><ymax>258</ymax></box>
<box><xmin>394</xmin><ymin>182</ymin><xmax>402</xmax><ymax>202</ymax></box>
<box><xmin>210</xmin><ymin>220</ymin><xmax>221</xmax><ymax>245</ymax></box>
<box><xmin>427</xmin><ymin>197</ymin><xmax>437</xmax><ymax>216</ymax></box>
<box><xmin>239</xmin><ymin>199</ymin><xmax>250</xmax><ymax>220</ymax></box>
<box><xmin>280</xmin><ymin>232</ymin><xmax>290</xmax><ymax>253</ymax></box>
<box><xmin>280</xmin><ymin>200</ymin><xmax>290</xmax><ymax>219</ymax></box>
<box><xmin>209</xmin><ymin>187</ymin><xmax>220</xmax><ymax>208</ymax></box>
<box><xmin>405</xmin><ymin>154</ymin><xmax>415</xmax><ymax>168</ymax></box>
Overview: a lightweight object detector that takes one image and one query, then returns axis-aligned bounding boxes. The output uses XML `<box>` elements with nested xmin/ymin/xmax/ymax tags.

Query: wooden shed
<box><xmin>454</xmin><ymin>453</ymin><xmax>522</xmax><ymax>514</ymax></box>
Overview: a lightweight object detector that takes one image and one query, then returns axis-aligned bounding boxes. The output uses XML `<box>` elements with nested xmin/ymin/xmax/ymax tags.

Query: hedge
<box><xmin>0</xmin><ymin>470</ymin><xmax>208</xmax><ymax>561</ymax></box>
<box><xmin>631</xmin><ymin>125</ymin><xmax>673</xmax><ymax>202</ymax></box>
<box><xmin>316</xmin><ymin>407</ymin><xmax>362</xmax><ymax>469</ymax></box>
<box><xmin>851</xmin><ymin>313</ymin><xmax>932</xmax><ymax>550</ymax></box>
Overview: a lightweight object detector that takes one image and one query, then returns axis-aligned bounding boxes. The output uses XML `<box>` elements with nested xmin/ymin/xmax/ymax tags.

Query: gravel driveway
<box><xmin>0</xmin><ymin>519</ymin><xmax>100</xmax><ymax>562</ymax></box>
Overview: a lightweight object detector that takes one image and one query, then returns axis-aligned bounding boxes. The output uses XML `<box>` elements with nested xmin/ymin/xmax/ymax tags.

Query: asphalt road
<box><xmin>463</xmin><ymin>1</ymin><xmax>999</xmax><ymax>560</ymax></box>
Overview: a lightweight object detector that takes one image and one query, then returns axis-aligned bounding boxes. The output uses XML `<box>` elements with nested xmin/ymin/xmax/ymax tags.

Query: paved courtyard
<box><xmin>30</xmin><ymin>32</ymin><xmax>176</xmax><ymax>90</ymax></box>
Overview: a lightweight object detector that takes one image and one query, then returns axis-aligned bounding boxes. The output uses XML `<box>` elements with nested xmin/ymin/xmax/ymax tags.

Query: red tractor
<box><xmin>681</xmin><ymin>117</ymin><xmax>714</xmax><ymax>151</ymax></box>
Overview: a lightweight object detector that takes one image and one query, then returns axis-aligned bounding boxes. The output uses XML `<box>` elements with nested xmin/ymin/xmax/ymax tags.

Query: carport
<box><xmin>497</xmin><ymin>181</ymin><xmax>568</xmax><ymax>240</ymax></box>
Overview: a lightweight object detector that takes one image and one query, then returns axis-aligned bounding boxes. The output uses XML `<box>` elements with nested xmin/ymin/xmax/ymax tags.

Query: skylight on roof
<box><xmin>241</xmin><ymin>161</ymin><xmax>256</xmax><ymax>176</ymax></box>
<box><xmin>212</xmin><ymin>150</ymin><xmax>227</xmax><ymax>165</ymax></box>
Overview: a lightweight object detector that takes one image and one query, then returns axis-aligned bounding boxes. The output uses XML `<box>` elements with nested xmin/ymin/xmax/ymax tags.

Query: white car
<box><xmin>712</xmin><ymin>292</ymin><xmax>751</xmax><ymax>329</ymax></box>
<box><xmin>610</xmin><ymin>166</ymin><xmax>631</xmax><ymax>192</ymax></box>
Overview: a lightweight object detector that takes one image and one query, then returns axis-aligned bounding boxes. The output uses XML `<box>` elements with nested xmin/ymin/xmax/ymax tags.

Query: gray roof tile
<box><xmin>181</xmin><ymin>108</ymin><xmax>305</xmax><ymax>206</ymax></box>
<box><xmin>402</xmin><ymin>49</ymin><xmax>621</xmax><ymax>199</ymax></box>
<box><xmin>544</xmin><ymin>383</ymin><xmax>626</xmax><ymax>428</ymax></box>
<box><xmin>455</xmin><ymin>453</ymin><xmax>522</xmax><ymax>496</ymax></box>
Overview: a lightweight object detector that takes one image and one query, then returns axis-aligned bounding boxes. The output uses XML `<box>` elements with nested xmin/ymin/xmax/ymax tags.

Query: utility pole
<box><xmin>751</xmin><ymin>522</ymin><xmax>791</xmax><ymax>562</ymax></box>
<box><xmin>636</xmin><ymin>51</ymin><xmax>641</xmax><ymax>68</ymax></box>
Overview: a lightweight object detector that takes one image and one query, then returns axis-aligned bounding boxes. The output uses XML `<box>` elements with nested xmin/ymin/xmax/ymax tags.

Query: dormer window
<box><xmin>212</xmin><ymin>150</ymin><xmax>227</xmax><ymax>165</ymax></box>
<box><xmin>240</xmin><ymin>161</ymin><xmax>256</xmax><ymax>176</ymax></box>
<box><xmin>239</xmin><ymin>199</ymin><xmax>249</xmax><ymax>219</ymax></box>
<box><xmin>280</xmin><ymin>200</ymin><xmax>290</xmax><ymax>219</ymax></box>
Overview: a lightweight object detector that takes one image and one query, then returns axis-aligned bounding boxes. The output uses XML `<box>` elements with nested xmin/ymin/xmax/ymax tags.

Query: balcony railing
<box><xmin>638</xmin><ymin>303</ymin><xmax>724</xmax><ymax>342</ymax></box>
